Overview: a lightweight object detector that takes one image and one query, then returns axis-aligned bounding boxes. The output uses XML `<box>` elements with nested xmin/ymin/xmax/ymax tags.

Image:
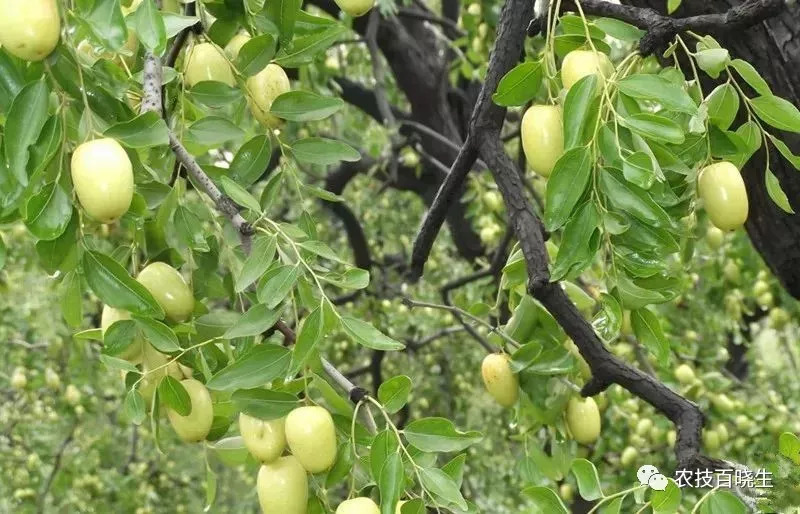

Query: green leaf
<box><xmin>632</xmin><ymin>308</ymin><xmax>669</xmax><ymax>363</ymax></box>
<box><xmin>133</xmin><ymin>315</ymin><xmax>181</xmax><ymax>352</ymax></box>
<box><xmin>267</xmin><ymin>0</ymin><xmax>301</xmax><ymax>47</ymax></box>
<box><xmin>82</xmin><ymin>251</ymin><xmax>164</xmax><ymax>318</ymax></box>
<box><xmin>270</xmin><ymin>91</ymin><xmax>344</xmax><ymax>121</ymax></box>
<box><xmin>235</xmin><ymin>234</ymin><xmax>277</xmax><ymax>292</ymax></box>
<box><xmin>231</xmin><ymin>388</ymin><xmax>298</xmax><ymax>420</ymax></box>
<box><xmin>750</xmin><ymin>95</ymin><xmax>800</xmax><ymax>133</ymax></box>
<box><xmin>621</xmin><ymin>113</ymin><xmax>685</xmax><ymax>144</ymax></box>
<box><xmin>419</xmin><ymin>467</ymin><xmax>467</xmax><ymax>510</ymax></box>
<box><xmin>274</xmin><ymin>25</ymin><xmax>346</xmax><ymax>68</ymax></box>
<box><xmin>186</xmin><ymin>117</ymin><xmax>245</xmax><ymax>146</ymax></box>
<box><xmin>341</xmin><ymin>316</ymin><xmax>405</xmax><ymax>351</ymax></box>
<box><xmin>211</xmin><ymin>436</ymin><xmax>250</xmax><ymax>467</ymax></box>
<box><xmin>0</xmin><ymin>235</ymin><xmax>5</xmax><ymax>271</ymax></box>
<box><xmin>0</xmin><ymin>52</ymin><xmax>25</xmax><ymax>113</ymax></box>
<box><xmin>256</xmin><ymin>264</ymin><xmax>299</xmax><ymax>308</ymax></box>
<box><xmin>4</xmin><ymin>80</ymin><xmax>49</xmax><ymax>185</ymax></box>
<box><xmin>298</xmin><ymin>240</ymin><xmax>342</xmax><ymax>262</ymax></box>
<box><xmin>765</xmin><ymin>168</ymin><xmax>794</xmax><ymax>214</ymax></box>
<box><xmin>85</xmin><ymin>0</ymin><xmax>128</xmax><ymax>50</ymax></box>
<box><xmin>378</xmin><ymin>453</ymin><xmax>404</xmax><ymax>514</ymax></box>
<box><xmin>705</xmin><ymin>84</ymin><xmax>739</xmax><ymax>130</ymax></box>
<box><xmin>778</xmin><ymin>432</ymin><xmax>800</xmax><ymax>464</ymax></box>
<box><xmin>230</xmin><ymin>135</ymin><xmax>272</xmax><ymax>187</ymax></box>
<box><xmin>125</xmin><ymin>389</ymin><xmax>146</xmax><ymax>425</ymax></box>
<box><xmin>289</xmin><ymin>306</ymin><xmax>324</xmax><ymax>375</ymax></box>
<box><xmin>24</xmin><ymin>182</ymin><xmax>73</xmax><ymax>241</ymax></box>
<box><xmin>617</xmin><ymin>74</ymin><xmax>697</xmax><ymax>114</ymax></box>
<box><xmin>290</xmin><ymin>137</ymin><xmax>361</xmax><ymax>165</ymax></box>
<box><xmin>694</xmin><ymin>48</ymin><xmax>730</xmax><ymax>78</ymax></box>
<box><xmin>158</xmin><ymin>375</ymin><xmax>191</xmax><ymax>415</ymax></box>
<box><xmin>162</xmin><ymin>12</ymin><xmax>200</xmax><ymax>38</ymax></box>
<box><xmin>103</xmin><ymin>320</ymin><xmax>137</xmax><ymax>356</ymax></box>
<box><xmin>552</xmin><ymin>202</ymin><xmax>600</xmax><ymax>280</ymax></box>
<box><xmin>492</xmin><ymin>60</ymin><xmax>543</xmax><ymax>107</ymax></box>
<box><xmin>105</xmin><ymin>112</ymin><xmax>169</xmax><ymax>148</ymax></box>
<box><xmin>616</xmin><ymin>275</ymin><xmax>667</xmax><ymax>309</ymax></box>
<box><xmin>563</xmin><ymin>75</ymin><xmax>598</xmax><ymax>149</ymax></box>
<box><xmin>600</xmin><ymin>170</ymin><xmax>672</xmax><ymax>228</ymax></box>
<box><xmin>545</xmin><ymin>146</ymin><xmax>592</xmax><ymax>231</ymax></box>
<box><xmin>224</xmin><ymin>304</ymin><xmax>282</xmax><ymax>339</ymax></box>
<box><xmin>370</xmin><ymin>430</ymin><xmax>399</xmax><ymax>481</ymax></box>
<box><xmin>650</xmin><ymin>478</ymin><xmax>681</xmax><ymax>514</ymax></box>
<box><xmin>698</xmin><ymin>490</ymin><xmax>747</xmax><ymax>514</ymax></box>
<box><xmin>219</xmin><ymin>175</ymin><xmax>262</xmax><ymax>213</ymax></box>
<box><xmin>521</xmin><ymin>486</ymin><xmax>568</xmax><ymax>513</ymax></box>
<box><xmin>570</xmin><ymin>459</ymin><xmax>603</xmax><ymax>501</ymax></box>
<box><xmin>235</xmin><ymin>34</ymin><xmax>277</xmax><ymax>76</ymax></box>
<box><xmin>667</xmin><ymin>0</ymin><xmax>682</xmax><ymax>14</ymax></box>
<box><xmin>173</xmin><ymin>205</ymin><xmax>210</xmax><ymax>253</ymax></box>
<box><xmin>730</xmin><ymin>59</ymin><xmax>771</xmax><ymax>96</ymax></box>
<box><xmin>60</xmin><ymin>271</ymin><xmax>83</xmax><ymax>328</ymax></box>
<box><xmin>622</xmin><ymin>152</ymin><xmax>656</xmax><ymax>190</ymax></box>
<box><xmin>206</xmin><ymin>344</ymin><xmax>291</xmax><ymax>391</ymax></box>
<box><xmin>510</xmin><ymin>342</ymin><xmax>543</xmax><ymax>373</ymax></box>
<box><xmin>377</xmin><ymin>375</ymin><xmax>412</xmax><ymax>414</ymax></box>
<box><xmin>128</xmin><ymin>0</ymin><xmax>167</xmax><ymax>55</ymax></box>
<box><xmin>593</xmin><ymin>18</ymin><xmax>644</xmax><ymax>42</ymax></box>
<box><xmin>189</xmin><ymin>81</ymin><xmax>244</xmax><ymax>108</ymax></box>
<box><xmin>403</xmin><ymin>417</ymin><xmax>482</xmax><ymax>452</ymax></box>
<box><xmin>326</xmin><ymin>443</ymin><xmax>354</xmax><ymax>488</ymax></box>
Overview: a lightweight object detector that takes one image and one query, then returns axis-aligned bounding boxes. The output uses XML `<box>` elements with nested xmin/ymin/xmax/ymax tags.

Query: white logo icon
<box><xmin>637</xmin><ymin>465</ymin><xmax>668</xmax><ymax>491</ymax></box>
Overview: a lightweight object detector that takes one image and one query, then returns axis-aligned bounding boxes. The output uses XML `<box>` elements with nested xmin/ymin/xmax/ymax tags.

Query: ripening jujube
<box><xmin>71</xmin><ymin>139</ymin><xmax>134</xmax><ymax>223</ymax></box>
<box><xmin>285</xmin><ymin>406</ymin><xmax>338</xmax><ymax>473</ymax></box>
<box><xmin>697</xmin><ymin>161</ymin><xmax>749</xmax><ymax>231</ymax></box>
<box><xmin>521</xmin><ymin>105</ymin><xmax>564</xmax><ymax>178</ymax></box>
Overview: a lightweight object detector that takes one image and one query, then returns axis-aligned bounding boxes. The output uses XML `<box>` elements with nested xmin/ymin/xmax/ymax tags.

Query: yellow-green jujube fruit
<box><xmin>565</xmin><ymin>396</ymin><xmax>601</xmax><ymax>445</ymax></box>
<box><xmin>136</xmin><ymin>262</ymin><xmax>195</xmax><ymax>322</ymax></box>
<box><xmin>239</xmin><ymin>412</ymin><xmax>286</xmax><ymax>463</ymax></box>
<box><xmin>333</xmin><ymin>0</ymin><xmax>375</xmax><ymax>17</ymax></box>
<box><xmin>285</xmin><ymin>406</ymin><xmax>337</xmax><ymax>473</ymax></box>
<box><xmin>257</xmin><ymin>456</ymin><xmax>308</xmax><ymax>514</ymax></box>
<box><xmin>706</xmin><ymin>225</ymin><xmax>725</xmax><ymax>249</ymax></box>
<box><xmin>71</xmin><ymin>139</ymin><xmax>134</xmax><ymax>223</ymax></box>
<box><xmin>520</xmin><ymin>105</ymin><xmax>564</xmax><ymax>177</ymax></box>
<box><xmin>0</xmin><ymin>0</ymin><xmax>60</xmax><ymax>61</ymax></box>
<box><xmin>247</xmin><ymin>63</ymin><xmax>291</xmax><ymax>128</ymax></box>
<box><xmin>224</xmin><ymin>33</ymin><xmax>250</xmax><ymax>60</ymax></box>
<box><xmin>674</xmin><ymin>364</ymin><xmax>695</xmax><ymax>385</ymax></box>
<box><xmin>336</xmin><ymin>497</ymin><xmax>380</xmax><ymax>514</ymax></box>
<box><xmin>100</xmin><ymin>305</ymin><xmax>144</xmax><ymax>363</ymax></box>
<box><xmin>703</xmin><ymin>429</ymin><xmax>721</xmax><ymax>451</ymax></box>
<box><xmin>620</xmin><ymin>446</ymin><xmax>639</xmax><ymax>467</ymax></box>
<box><xmin>561</xmin><ymin>50</ymin><xmax>614</xmax><ymax>90</ymax></box>
<box><xmin>184</xmin><ymin>42</ymin><xmax>235</xmax><ymax>87</ymax></box>
<box><xmin>698</xmin><ymin>161</ymin><xmax>749</xmax><ymax>231</ymax></box>
<box><xmin>167</xmin><ymin>379</ymin><xmax>214</xmax><ymax>443</ymax></box>
<box><xmin>481</xmin><ymin>354</ymin><xmax>519</xmax><ymax>407</ymax></box>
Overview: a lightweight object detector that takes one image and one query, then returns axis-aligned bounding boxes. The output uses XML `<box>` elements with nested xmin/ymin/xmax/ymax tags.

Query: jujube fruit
<box><xmin>481</xmin><ymin>354</ymin><xmax>519</xmax><ymax>408</ymax></box>
<box><xmin>697</xmin><ymin>161</ymin><xmax>749</xmax><ymax>231</ymax></box>
<box><xmin>184</xmin><ymin>42</ymin><xmax>235</xmax><ymax>87</ymax></box>
<box><xmin>247</xmin><ymin>63</ymin><xmax>291</xmax><ymax>128</ymax></box>
<box><xmin>257</xmin><ymin>455</ymin><xmax>308</xmax><ymax>514</ymax></box>
<box><xmin>521</xmin><ymin>105</ymin><xmax>564</xmax><ymax>177</ymax></box>
<box><xmin>239</xmin><ymin>412</ymin><xmax>286</xmax><ymax>463</ymax></box>
<box><xmin>336</xmin><ymin>497</ymin><xmax>380</xmax><ymax>514</ymax></box>
<box><xmin>565</xmin><ymin>396</ymin><xmax>601</xmax><ymax>444</ymax></box>
<box><xmin>285</xmin><ymin>406</ymin><xmax>337</xmax><ymax>473</ymax></box>
<box><xmin>167</xmin><ymin>378</ymin><xmax>214</xmax><ymax>443</ymax></box>
<box><xmin>561</xmin><ymin>50</ymin><xmax>614</xmax><ymax>90</ymax></box>
<box><xmin>0</xmin><ymin>0</ymin><xmax>60</xmax><ymax>61</ymax></box>
<box><xmin>333</xmin><ymin>0</ymin><xmax>375</xmax><ymax>17</ymax></box>
<box><xmin>224</xmin><ymin>33</ymin><xmax>250</xmax><ymax>60</ymax></box>
<box><xmin>71</xmin><ymin>139</ymin><xmax>134</xmax><ymax>223</ymax></box>
<box><xmin>136</xmin><ymin>262</ymin><xmax>195</xmax><ymax>322</ymax></box>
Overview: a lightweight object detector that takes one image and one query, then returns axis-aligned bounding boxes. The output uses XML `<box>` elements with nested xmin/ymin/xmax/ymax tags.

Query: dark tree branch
<box><xmin>568</xmin><ymin>0</ymin><xmax>786</xmax><ymax>55</ymax></box>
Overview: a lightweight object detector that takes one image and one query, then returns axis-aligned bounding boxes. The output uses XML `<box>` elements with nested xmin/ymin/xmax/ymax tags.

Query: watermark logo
<box><xmin>637</xmin><ymin>465</ymin><xmax>668</xmax><ymax>491</ymax></box>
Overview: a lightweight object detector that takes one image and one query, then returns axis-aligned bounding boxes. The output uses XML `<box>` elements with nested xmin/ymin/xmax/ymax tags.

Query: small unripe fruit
<box><xmin>769</xmin><ymin>307</ymin><xmax>790</xmax><ymax>329</ymax></box>
<box><xmin>561</xmin><ymin>50</ymin><xmax>614</xmax><ymax>90</ymax></box>
<box><xmin>247</xmin><ymin>64</ymin><xmax>291</xmax><ymax>128</ymax></box>
<box><xmin>483</xmin><ymin>190</ymin><xmax>504</xmax><ymax>212</ymax></box>
<box><xmin>333</xmin><ymin>0</ymin><xmax>375</xmax><ymax>17</ymax></box>
<box><xmin>285</xmin><ymin>406</ymin><xmax>337</xmax><ymax>473</ymax></box>
<box><xmin>71</xmin><ymin>139</ymin><xmax>134</xmax><ymax>223</ymax></box>
<box><xmin>674</xmin><ymin>364</ymin><xmax>695</xmax><ymax>385</ymax></box>
<box><xmin>239</xmin><ymin>413</ymin><xmax>286</xmax><ymax>463</ymax></box>
<box><xmin>10</xmin><ymin>368</ymin><xmax>27</xmax><ymax>390</ymax></box>
<box><xmin>167</xmin><ymin>379</ymin><xmax>214</xmax><ymax>443</ymax></box>
<box><xmin>703</xmin><ymin>429</ymin><xmax>720</xmax><ymax>451</ymax></box>
<box><xmin>565</xmin><ymin>397</ymin><xmax>601</xmax><ymax>445</ymax></box>
<box><xmin>336</xmin><ymin>497</ymin><xmax>380</xmax><ymax>514</ymax></box>
<box><xmin>711</xmin><ymin>393</ymin><xmax>735</xmax><ymax>413</ymax></box>
<box><xmin>466</xmin><ymin>3</ymin><xmax>481</xmax><ymax>16</ymax></box>
<box><xmin>184</xmin><ymin>43</ymin><xmax>235</xmax><ymax>87</ymax></box>
<box><xmin>136</xmin><ymin>262</ymin><xmax>195</xmax><ymax>322</ymax></box>
<box><xmin>698</xmin><ymin>162</ymin><xmax>748</xmax><ymax>231</ymax></box>
<box><xmin>620</xmin><ymin>446</ymin><xmax>638</xmax><ymax>467</ymax></box>
<box><xmin>521</xmin><ymin>105</ymin><xmax>564</xmax><ymax>177</ymax></box>
<box><xmin>705</xmin><ymin>226</ymin><xmax>725</xmax><ymax>249</ymax></box>
<box><xmin>559</xmin><ymin>483</ymin><xmax>574</xmax><ymax>502</ymax></box>
<box><xmin>666</xmin><ymin>430</ymin><xmax>676</xmax><ymax>446</ymax></box>
<box><xmin>757</xmin><ymin>292</ymin><xmax>774</xmax><ymax>309</ymax></box>
<box><xmin>0</xmin><ymin>0</ymin><xmax>60</xmax><ymax>61</ymax></box>
<box><xmin>65</xmin><ymin>384</ymin><xmax>81</xmax><ymax>405</ymax></box>
<box><xmin>635</xmin><ymin>418</ymin><xmax>653</xmax><ymax>437</ymax></box>
<box><xmin>753</xmin><ymin>280</ymin><xmax>770</xmax><ymax>297</ymax></box>
<box><xmin>724</xmin><ymin>261</ymin><xmax>741</xmax><ymax>283</ymax></box>
<box><xmin>44</xmin><ymin>368</ymin><xmax>60</xmax><ymax>390</ymax></box>
<box><xmin>481</xmin><ymin>354</ymin><xmax>519</xmax><ymax>407</ymax></box>
<box><xmin>257</xmin><ymin>456</ymin><xmax>308</xmax><ymax>514</ymax></box>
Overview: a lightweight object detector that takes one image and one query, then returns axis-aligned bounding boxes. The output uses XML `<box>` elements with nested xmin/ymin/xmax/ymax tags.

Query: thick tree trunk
<box><xmin>634</xmin><ymin>0</ymin><xmax>800</xmax><ymax>297</ymax></box>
